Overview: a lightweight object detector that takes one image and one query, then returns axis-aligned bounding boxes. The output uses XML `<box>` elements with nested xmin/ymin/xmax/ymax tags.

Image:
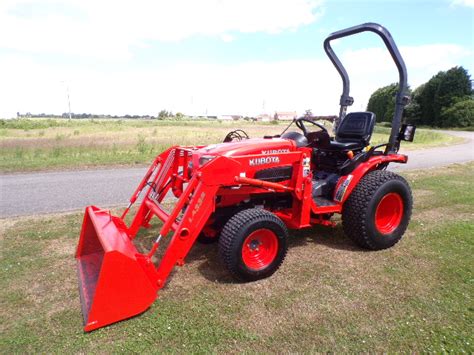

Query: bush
<box><xmin>136</xmin><ymin>134</ymin><xmax>150</xmax><ymax>154</ymax></box>
<box><xmin>439</xmin><ymin>98</ymin><xmax>474</xmax><ymax>128</ymax></box>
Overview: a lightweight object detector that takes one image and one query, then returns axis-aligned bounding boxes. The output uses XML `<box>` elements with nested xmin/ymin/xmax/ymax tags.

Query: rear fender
<box><xmin>334</xmin><ymin>154</ymin><xmax>407</xmax><ymax>204</ymax></box>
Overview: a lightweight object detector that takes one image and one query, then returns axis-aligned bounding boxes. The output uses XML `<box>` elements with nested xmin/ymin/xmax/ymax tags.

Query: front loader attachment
<box><xmin>76</xmin><ymin>206</ymin><xmax>158</xmax><ymax>331</ymax></box>
<box><xmin>75</xmin><ymin>148</ymin><xmax>229</xmax><ymax>331</ymax></box>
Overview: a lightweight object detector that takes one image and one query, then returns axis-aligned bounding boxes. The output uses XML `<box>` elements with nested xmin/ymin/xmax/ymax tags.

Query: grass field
<box><xmin>0</xmin><ymin>118</ymin><xmax>463</xmax><ymax>172</ymax></box>
<box><xmin>0</xmin><ymin>163</ymin><xmax>472</xmax><ymax>352</ymax></box>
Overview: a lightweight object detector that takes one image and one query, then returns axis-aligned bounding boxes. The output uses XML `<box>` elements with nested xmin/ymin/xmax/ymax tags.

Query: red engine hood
<box><xmin>195</xmin><ymin>138</ymin><xmax>295</xmax><ymax>157</ymax></box>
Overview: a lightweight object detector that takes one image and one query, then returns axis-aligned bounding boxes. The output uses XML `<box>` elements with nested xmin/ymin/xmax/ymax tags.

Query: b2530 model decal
<box><xmin>261</xmin><ymin>149</ymin><xmax>290</xmax><ymax>154</ymax></box>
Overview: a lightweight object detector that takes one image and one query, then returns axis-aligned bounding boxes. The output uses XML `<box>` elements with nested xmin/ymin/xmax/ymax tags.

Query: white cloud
<box><xmin>0</xmin><ymin>0</ymin><xmax>324</xmax><ymax>59</ymax></box>
<box><xmin>450</xmin><ymin>0</ymin><xmax>474</xmax><ymax>8</ymax></box>
<box><xmin>0</xmin><ymin>43</ymin><xmax>471</xmax><ymax>118</ymax></box>
<box><xmin>220</xmin><ymin>34</ymin><xmax>235</xmax><ymax>43</ymax></box>
<box><xmin>0</xmin><ymin>2</ymin><xmax>471</xmax><ymax>118</ymax></box>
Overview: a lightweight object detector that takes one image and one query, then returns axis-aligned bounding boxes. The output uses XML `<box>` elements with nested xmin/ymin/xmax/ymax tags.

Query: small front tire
<box><xmin>218</xmin><ymin>209</ymin><xmax>288</xmax><ymax>281</ymax></box>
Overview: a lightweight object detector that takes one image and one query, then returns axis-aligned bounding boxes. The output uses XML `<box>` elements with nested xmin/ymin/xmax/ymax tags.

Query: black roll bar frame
<box><xmin>324</xmin><ymin>22</ymin><xmax>410</xmax><ymax>153</ymax></box>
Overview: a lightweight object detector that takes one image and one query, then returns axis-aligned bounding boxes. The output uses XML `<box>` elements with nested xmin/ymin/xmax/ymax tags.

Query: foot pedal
<box><xmin>313</xmin><ymin>196</ymin><xmax>337</xmax><ymax>207</ymax></box>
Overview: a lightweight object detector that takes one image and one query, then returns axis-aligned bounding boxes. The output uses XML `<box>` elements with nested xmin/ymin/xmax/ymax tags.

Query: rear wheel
<box><xmin>218</xmin><ymin>209</ymin><xmax>288</xmax><ymax>281</ymax></box>
<box><xmin>342</xmin><ymin>170</ymin><xmax>412</xmax><ymax>250</ymax></box>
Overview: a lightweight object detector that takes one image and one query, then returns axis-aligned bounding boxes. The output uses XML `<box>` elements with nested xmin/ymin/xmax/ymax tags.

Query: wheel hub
<box><xmin>248</xmin><ymin>239</ymin><xmax>260</xmax><ymax>250</ymax></box>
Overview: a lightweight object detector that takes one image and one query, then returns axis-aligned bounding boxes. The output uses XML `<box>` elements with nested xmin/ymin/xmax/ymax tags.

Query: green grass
<box><xmin>0</xmin><ymin>162</ymin><xmax>472</xmax><ymax>352</ymax></box>
<box><xmin>374</xmin><ymin>126</ymin><xmax>462</xmax><ymax>148</ymax></box>
<box><xmin>0</xmin><ymin>118</ymin><xmax>463</xmax><ymax>172</ymax></box>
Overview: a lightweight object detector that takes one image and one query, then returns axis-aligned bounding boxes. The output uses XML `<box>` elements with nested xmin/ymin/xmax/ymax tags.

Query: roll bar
<box><xmin>324</xmin><ymin>23</ymin><xmax>409</xmax><ymax>153</ymax></box>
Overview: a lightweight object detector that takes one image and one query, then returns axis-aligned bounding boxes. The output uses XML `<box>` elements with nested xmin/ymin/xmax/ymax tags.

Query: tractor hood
<box><xmin>195</xmin><ymin>138</ymin><xmax>296</xmax><ymax>157</ymax></box>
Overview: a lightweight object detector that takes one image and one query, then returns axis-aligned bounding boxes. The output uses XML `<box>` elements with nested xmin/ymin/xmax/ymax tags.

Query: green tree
<box><xmin>158</xmin><ymin>110</ymin><xmax>172</xmax><ymax>119</ymax></box>
<box><xmin>439</xmin><ymin>98</ymin><xmax>474</xmax><ymax>127</ymax></box>
<box><xmin>405</xmin><ymin>84</ymin><xmax>424</xmax><ymax>124</ymax></box>
<box><xmin>414</xmin><ymin>66</ymin><xmax>472</xmax><ymax>126</ymax></box>
<box><xmin>367</xmin><ymin>83</ymin><xmax>398</xmax><ymax>122</ymax></box>
<box><xmin>417</xmin><ymin>71</ymin><xmax>445</xmax><ymax>125</ymax></box>
<box><xmin>433</xmin><ymin>66</ymin><xmax>472</xmax><ymax>125</ymax></box>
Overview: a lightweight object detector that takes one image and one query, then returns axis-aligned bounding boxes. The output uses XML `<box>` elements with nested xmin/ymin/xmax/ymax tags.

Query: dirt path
<box><xmin>393</xmin><ymin>130</ymin><xmax>473</xmax><ymax>171</ymax></box>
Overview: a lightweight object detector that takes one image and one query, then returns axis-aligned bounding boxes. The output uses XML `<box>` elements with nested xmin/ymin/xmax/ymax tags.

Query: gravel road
<box><xmin>1</xmin><ymin>130</ymin><xmax>472</xmax><ymax>218</ymax></box>
<box><xmin>392</xmin><ymin>130</ymin><xmax>473</xmax><ymax>171</ymax></box>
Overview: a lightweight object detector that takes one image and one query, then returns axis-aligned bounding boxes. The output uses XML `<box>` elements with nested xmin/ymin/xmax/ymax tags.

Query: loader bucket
<box><xmin>76</xmin><ymin>206</ymin><xmax>158</xmax><ymax>331</ymax></box>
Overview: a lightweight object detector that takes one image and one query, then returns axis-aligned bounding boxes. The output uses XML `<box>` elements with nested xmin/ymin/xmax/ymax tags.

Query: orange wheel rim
<box><xmin>241</xmin><ymin>229</ymin><xmax>278</xmax><ymax>270</ymax></box>
<box><xmin>375</xmin><ymin>192</ymin><xmax>404</xmax><ymax>234</ymax></box>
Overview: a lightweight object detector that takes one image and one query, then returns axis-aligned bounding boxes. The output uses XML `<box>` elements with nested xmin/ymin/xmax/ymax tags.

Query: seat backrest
<box><xmin>336</xmin><ymin>111</ymin><xmax>376</xmax><ymax>145</ymax></box>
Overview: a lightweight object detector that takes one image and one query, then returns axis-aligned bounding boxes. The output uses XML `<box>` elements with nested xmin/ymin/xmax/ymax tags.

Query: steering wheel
<box><xmin>294</xmin><ymin>117</ymin><xmax>328</xmax><ymax>137</ymax></box>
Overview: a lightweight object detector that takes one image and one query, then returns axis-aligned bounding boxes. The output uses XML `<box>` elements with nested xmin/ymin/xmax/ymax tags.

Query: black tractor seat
<box><xmin>326</xmin><ymin>140</ymin><xmax>364</xmax><ymax>150</ymax></box>
<box><xmin>326</xmin><ymin>111</ymin><xmax>376</xmax><ymax>151</ymax></box>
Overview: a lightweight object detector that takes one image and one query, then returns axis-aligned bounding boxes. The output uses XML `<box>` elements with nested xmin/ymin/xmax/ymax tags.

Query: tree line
<box><xmin>367</xmin><ymin>66</ymin><xmax>473</xmax><ymax>127</ymax></box>
<box><xmin>16</xmin><ymin>110</ymin><xmax>186</xmax><ymax>120</ymax></box>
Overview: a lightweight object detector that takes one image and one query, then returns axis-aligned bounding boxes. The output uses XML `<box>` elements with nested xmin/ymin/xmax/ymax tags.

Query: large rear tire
<box><xmin>218</xmin><ymin>209</ymin><xmax>288</xmax><ymax>281</ymax></box>
<box><xmin>342</xmin><ymin>170</ymin><xmax>412</xmax><ymax>250</ymax></box>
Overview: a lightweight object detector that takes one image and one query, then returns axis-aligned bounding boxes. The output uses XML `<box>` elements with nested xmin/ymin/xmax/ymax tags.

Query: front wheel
<box><xmin>218</xmin><ymin>209</ymin><xmax>288</xmax><ymax>281</ymax></box>
<box><xmin>342</xmin><ymin>170</ymin><xmax>413</xmax><ymax>250</ymax></box>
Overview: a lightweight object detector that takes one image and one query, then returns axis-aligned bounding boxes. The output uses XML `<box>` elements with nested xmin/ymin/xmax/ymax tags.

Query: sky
<box><xmin>0</xmin><ymin>0</ymin><xmax>473</xmax><ymax>118</ymax></box>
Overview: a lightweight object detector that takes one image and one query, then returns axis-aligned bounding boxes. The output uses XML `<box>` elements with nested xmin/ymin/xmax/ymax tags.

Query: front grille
<box><xmin>254</xmin><ymin>165</ymin><xmax>293</xmax><ymax>182</ymax></box>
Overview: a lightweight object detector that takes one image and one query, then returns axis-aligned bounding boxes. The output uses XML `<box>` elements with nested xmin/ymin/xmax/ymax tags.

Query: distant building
<box><xmin>217</xmin><ymin>115</ymin><xmax>234</xmax><ymax>120</ymax></box>
<box><xmin>274</xmin><ymin>111</ymin><xmax>297</xmax><ymax>121</ymax></box>
<box><xmin>256</xmin><ymin>113</ymin><xmax>273</xmax><ymax>122</ymax></box>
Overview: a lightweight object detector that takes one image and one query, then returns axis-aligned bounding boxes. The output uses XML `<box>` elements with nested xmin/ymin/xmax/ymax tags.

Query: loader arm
<box><xmin>75</xmin><ymin>150</ymin><xmax>243</xmax><ymax>331</ymax></box>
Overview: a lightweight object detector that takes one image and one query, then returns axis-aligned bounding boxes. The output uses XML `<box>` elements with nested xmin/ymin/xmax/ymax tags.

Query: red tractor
<box><xmin>76</xmin><ymin>23</ymin><xmax>416</xmax><ymax>331</ymax></box>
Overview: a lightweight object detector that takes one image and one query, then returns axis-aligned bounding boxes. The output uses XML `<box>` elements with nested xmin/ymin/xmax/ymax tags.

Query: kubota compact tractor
<box><xmin>76</xmin><ymin>23</ymin><xmax>416</xmax><ymax>331</ymax></box>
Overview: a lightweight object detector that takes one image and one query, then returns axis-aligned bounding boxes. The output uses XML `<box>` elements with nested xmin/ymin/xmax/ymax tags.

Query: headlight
<box><xmin>199</xmin><ymin>155</ymin><xmax>216</xmax><ymax>167</ymax></box>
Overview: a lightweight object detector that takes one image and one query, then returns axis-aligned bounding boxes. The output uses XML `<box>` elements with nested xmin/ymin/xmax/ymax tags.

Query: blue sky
<box><xmin>0</xmin><ymin>0</ymin><xmax>472</xmax><ymax>117</ymax></box>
